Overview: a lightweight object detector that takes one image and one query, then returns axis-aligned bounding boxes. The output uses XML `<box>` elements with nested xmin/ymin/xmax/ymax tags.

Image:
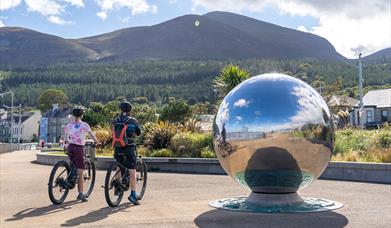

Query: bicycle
<box><xmin>103</xmin><ymin>144</ymin><xmax>147</xmax><ymax>207</ymax></box>
<box><xmin>48</xmin><ymin>144</ymin><xmax>96</xmax><ymax>205</ymax></box>
<box><xmin>217</xmin><ymin>138</ymin><xmax>232</xmax><ymax>158</ymax></box>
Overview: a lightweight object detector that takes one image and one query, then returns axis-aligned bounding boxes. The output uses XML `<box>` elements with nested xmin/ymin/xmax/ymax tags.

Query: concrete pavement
<box><xmin>1</xmin><ymin>150</ymin><xmax>390</xmax><ymax>227</ymax></box>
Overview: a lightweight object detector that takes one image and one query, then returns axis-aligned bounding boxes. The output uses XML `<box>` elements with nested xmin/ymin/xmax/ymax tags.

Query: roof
<box><xmin>43</xmin><ymin>108</ymin><xmax>71</xmax><ymax>118</ymax></box>
<box><xmin>359</xmin><ymin>89</ymin><xmax>391</xmax><ymax>108</ymax></box>
<box><xmin>329</xmin><ymin>95</ymin><xmax>358</xmax><ymax>107</ymax></box>
<box><xmin>2</xmin><ymin>112</ymin><xmax>35</xmax><ymax>124</ymax></box>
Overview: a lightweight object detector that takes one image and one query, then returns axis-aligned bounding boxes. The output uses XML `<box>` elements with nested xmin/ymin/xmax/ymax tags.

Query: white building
<box><xmin>350</xmin><ymin>89</ymin><xmax>391</xmax><ymax>128</ymax></box>
<box><xmin>0</xmin><ymin>110</ymin><xmax>41</xmax><ymax>143</ymax></box>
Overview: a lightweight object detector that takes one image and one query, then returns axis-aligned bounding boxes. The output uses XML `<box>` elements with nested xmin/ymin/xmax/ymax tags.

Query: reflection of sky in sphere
<box><xmin>216</xmin><ymin>74</ymin><xmax>329</xmax><ymax>133</ymax></box>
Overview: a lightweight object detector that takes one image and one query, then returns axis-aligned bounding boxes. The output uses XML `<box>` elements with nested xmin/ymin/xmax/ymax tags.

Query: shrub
<box><xmin>150</xmin><ymin>149</ymin><xmax>174</xmax><ymax>157</ymax></box>
<box><xmin>96</xmin><ymin>146</ymin><xmax>114</xmax><ymax>156</ymax></box>
<box><xmin>144</xmin><ymin>121</ymin><xmax>177</xmax><ymax>149</ymax></box>
<box><xmin>178</xmin><ymin>118</ymin><xmax>202</xmax><ymax>133</ymax></box>
<box><xmin>333</xmin><ymin>128</ymin><xmax>391</xmax><ymax>163</ymax></box>
<box><xmin>170</xmin><ymin>132</ymin><xmax>213</xmax><ymax>157</ymax></box>
<box><xmin>137</xmin><ymin>146</ymin><xmax>151</xmax><ymax>157</ymax></box>
<box><xmin>200</xmin><ymin>147</ymin><xmax>216</xmax><ymax>158</ymax></box>
<box><xmin>159</xmin><ymin>100</ymin><xmax>191</xmax><ymax>123</ymax></box>
<box><xmin>132</xmin><ymin>104</ymin><xmax>159</xmax><ymax>125</ymax></box>
<box><xmin>377</xmin><ymin>131</ymin><xmax>391</xmax><ymax>149</ymax></box>
<box><xmin>93</xmin><ymin>125</ymin><xmax>112</xmax><ymax>147</ymax></box>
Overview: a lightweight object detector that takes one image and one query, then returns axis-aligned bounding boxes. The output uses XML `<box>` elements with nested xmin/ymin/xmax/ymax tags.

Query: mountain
<box><xmin>0</xmin><ymin>27</ymin><xmax>97</xmax><ymax>67</ymax></box>
<box><xmin>363</xmin><ymin>48</ymin><xmax>391</xmax><ymax>63</ymax></box>
<box><xmin>203</xmin><ymin>12</ymin><xmax>344</xmax><ymax>61</ymax></box>
<box><xmin>77</xmin><ymin>11</ymin><xmax>345</xmax><ymax>62</ymax></box>
<box><xmin>0</xmin><ymin>11</ymin><xmax>346</xmax><ymax>67</ymax></box>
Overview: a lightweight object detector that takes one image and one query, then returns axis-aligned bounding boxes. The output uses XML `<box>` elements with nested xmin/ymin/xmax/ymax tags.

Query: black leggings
<box><xmin>114</xmin><ymin>146</ymin><xmax>137</xmax><ymax>169</ymax></box>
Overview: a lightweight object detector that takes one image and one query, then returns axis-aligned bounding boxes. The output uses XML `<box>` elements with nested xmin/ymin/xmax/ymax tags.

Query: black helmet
<box><xmin>120</xmin><ymin>101</ymin><xmax>132</xmax><ymax>112</ymax></box>
<box><xmin>72</xmin><ymin>106</ymin><xmax>85</xmax><ymax>117</ymax></box>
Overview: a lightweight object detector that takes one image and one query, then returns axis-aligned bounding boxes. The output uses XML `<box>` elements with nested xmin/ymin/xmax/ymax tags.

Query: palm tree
<box><xmin>213</xmin><ymin>65</ymin><xmax>250</xmax><ymax>98</ymax></box>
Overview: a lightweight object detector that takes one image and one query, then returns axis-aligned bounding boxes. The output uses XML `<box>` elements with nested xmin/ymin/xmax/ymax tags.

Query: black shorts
<box><xmin>114</xmin><ymin>145</ymin><xmax>137</xmax><ymax>169</ymax></box>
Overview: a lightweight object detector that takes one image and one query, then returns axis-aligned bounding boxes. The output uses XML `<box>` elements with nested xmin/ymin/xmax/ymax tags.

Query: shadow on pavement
<box><xmin>194</xmin><ymin>209</ymin><xmax>348</xmax><ymax>228</ymax></box>
<box><xmin>61</xmin><ymin>202</ymin><xmax>135</xmax><ymax>226</ymax></box>
<box><xmin>5</xmin><ymin>200</ymin><xmax>82</xmax><ymax>221</ymax></box>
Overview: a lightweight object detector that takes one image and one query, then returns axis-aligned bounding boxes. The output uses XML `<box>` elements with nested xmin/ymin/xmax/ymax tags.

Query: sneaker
<box><xmin>77</xmin><ymin>193</ymin><xmax>88</xmax><ymax>202</ymax></box>
<box><xmin>128</xmin><ymin>194</ymin><xmax>140</xmax><ymax>205</ymax></box>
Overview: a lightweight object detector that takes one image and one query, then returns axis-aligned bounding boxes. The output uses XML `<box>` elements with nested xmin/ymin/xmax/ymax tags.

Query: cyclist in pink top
<box><xmin>64</xmin><ymin>106</ymin><xmax>100</xmax><ymax>202</ymax></box>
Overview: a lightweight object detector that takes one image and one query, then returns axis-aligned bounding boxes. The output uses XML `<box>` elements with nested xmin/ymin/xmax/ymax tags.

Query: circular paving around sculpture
<box><xmin>209</xmin><ymin>196</ymin><xmax>343</xmax><ymax>213</ymax></box>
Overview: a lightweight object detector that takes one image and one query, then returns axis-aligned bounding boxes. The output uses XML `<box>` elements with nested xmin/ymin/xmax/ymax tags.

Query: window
<box><xmin>382</xmin><ymin>110</ymin><xmax>388</xmax><ymax>122</ymax></box>
<box><xmin>367</xmin><ymin>110</ymin><xmax>373</xmax><ymax>123</ymax></box>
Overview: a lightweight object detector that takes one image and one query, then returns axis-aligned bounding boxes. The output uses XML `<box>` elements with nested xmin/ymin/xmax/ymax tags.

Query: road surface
<box><xmin>0</xmin><ymin>150</ymin><xmax>390</xmax><ymax>227</ymax></box>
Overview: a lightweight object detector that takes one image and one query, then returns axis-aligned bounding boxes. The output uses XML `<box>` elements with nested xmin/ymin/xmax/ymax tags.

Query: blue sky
<box><xmin>0</xmin><ymin>0</ymin><xmax>390</xmax><ymax>58</ymax></box>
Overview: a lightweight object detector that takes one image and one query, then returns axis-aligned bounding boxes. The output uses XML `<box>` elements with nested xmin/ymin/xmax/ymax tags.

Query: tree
<box><xmin>132</xmin><ymin>96</ymin><xmax>149</xmax><ymax>104</ymax></box>
<box><xmin>38</xmin><ymin>89</ymin><xmax>69</xmax><ymax>112</ymax></box>
<box><xmin>132</xmin><ymin>104</ymin><xmax>158</xmax><ymax>124</ymax></box>
<box><xmin>159</xmin><ymin>100</ymin><xmax>191</xmax><ymax>123</ymax></box>
<box><xmin>213</xmin><ymin>65</ymin><xmax>250</xmax><ymax>98</ymax></box>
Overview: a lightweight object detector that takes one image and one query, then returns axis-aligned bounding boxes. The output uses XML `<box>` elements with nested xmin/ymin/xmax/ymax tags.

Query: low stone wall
<box><xmin>0</xmin><ymin>143</ymin><xmax>36</xmax><ymax>154</ymax></box>
<box><xmin>320</xmin><ymin>162</ymin><xmax>391</xmax><ymax>184</ymax></box>
<box><xmin>0</xmin><ymin>144</ymin><xmax>18</xmax><ymax>154</ymax></box>
<box><xmin>35</xmin><ymin>152</ymin><xmax>391</xmax><ymax>184</ymax></box>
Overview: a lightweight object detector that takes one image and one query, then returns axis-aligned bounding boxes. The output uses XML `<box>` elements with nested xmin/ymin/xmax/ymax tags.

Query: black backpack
<box><xmin>112</xmin><ymin>116</ymin><xmax>130</xmax><ymax>148</ymax></box>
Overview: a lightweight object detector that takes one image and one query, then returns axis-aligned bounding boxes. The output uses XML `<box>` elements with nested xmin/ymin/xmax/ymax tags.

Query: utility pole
<box><xmin>358</xmin><ymin>53</ymin><xmax>364</xmax><ymax>129</ymax></box>
<box><xmin>18</xmin><ymin>104</ymin><xmax>22</xmax><ymax>144</ymax></box>
<box><xmin>319</xmin><ymin>81</ymin><xmax>322</xmax><ymax>96</ymax></box>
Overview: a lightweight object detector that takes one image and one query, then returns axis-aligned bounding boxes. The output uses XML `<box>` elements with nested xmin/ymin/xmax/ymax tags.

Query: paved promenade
<box><xmin>0</xmin><ymin>150</ymin><xmax>390</xmax><ymax>227</ymax></box>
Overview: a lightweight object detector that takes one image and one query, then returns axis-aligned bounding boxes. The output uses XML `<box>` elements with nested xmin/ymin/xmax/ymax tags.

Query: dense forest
<box><xmin>0</xmin><ymin>59</ymin><xmax>390</xmax><ymax>107</ymax></box>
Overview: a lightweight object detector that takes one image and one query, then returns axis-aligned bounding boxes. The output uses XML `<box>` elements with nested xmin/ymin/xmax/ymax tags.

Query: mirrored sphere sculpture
<box><xmin>213</xmin><ymin>73</ymin><xmax>334</xmax><ymax>194</ymax></box>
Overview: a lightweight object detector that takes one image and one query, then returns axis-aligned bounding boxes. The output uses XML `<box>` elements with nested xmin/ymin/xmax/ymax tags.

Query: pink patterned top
<box><xmin>64</xmin><ymin>121</ymin><xmax>92</xmax><ymax>146</ymax></box>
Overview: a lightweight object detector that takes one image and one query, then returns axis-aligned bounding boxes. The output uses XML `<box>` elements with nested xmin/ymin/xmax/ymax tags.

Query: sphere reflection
<box><xmin>213</xmin><ymin>73</ymin><xmax>334</xmax><ymax>193</ymax></box>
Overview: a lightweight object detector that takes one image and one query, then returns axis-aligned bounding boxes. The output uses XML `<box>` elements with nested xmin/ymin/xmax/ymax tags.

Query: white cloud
<box><xmin>63</xmin><ymin>0</ymin><xmax>85</xmax><ymax>8</ymax></box>
<box><xmin>121</xmin><ymin>16</ymin><xmax>130</xmax><ymax>22</ymax></box>
<box><xmin>0</xmin><ymin>0</ymin><xmax>21</xmax><ymax>10</ymax></box>
<box><xmin>0</xmin><ymin>20</ymin><xmax>5</xmax><ymax>27</ymax></box>
<box><xmin>234</xmin><ymin>99</ymin><xmax>250</xmax><ymax>108</ymax></box>
<box><xmin>96</xmin><ymin>0</ymin><xmax>158</xmax><ymax>19</ymax></box>
<box><xmin>192</xmin><ymin>0</ymin><xmax>391</xmax><ymax>58</ymax></box>
<box><xmin>297</xmin><ymin>25</ymin><xmax>308</xmax><ymax>33</ymax></box>
<box><xmin>48</xmin><ymin>15</ymin><xmax>72</xmax><ymax>25</ymax></box>
<box><xmin>23</xmin><ymin>0</ymin><xmax>84</xmax><ymax>25</ymax></box>
<box><xmin>168</xmin><ymin>0</ymin><xmax>177</xmax><ymax>4</ymax></box>
<box><xmin>151</xmin><ymin>4</ymin><xmax>157</xmax><ymax>13</ymax></box>
<box><xmin>25</xmin><ymin>0</ymin><xmax>63</xmax><ymax>16</ymax></box>
<box><xmin>97</xmin><ymin>11</ymin><xmax>108</xmax><ymax>20</ymax></box>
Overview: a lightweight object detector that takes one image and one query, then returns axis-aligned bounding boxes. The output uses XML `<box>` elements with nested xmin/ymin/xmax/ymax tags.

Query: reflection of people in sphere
<box><xmin>221</xmin><ymin>123</ymin><xmax>227</xmax><ymax>143</ymax></box>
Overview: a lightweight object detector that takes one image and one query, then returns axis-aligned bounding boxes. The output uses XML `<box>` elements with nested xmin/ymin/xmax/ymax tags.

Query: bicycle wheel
<box><xmin>218</xmin><ymin>144</ymin><xmax>228</xmax><ymax>157</ymax></box>
<box><xmin>136</xmin><ymin>158</ymin><xmax>147</xmax><ymax>200</ymax></box>
<box><xmin>104</xmin><ymin>163</ymin><xmax>124</xmax><ymax>207</ymax></box>
<box><xmin>48</xmin><ymin>161</ymin><xmax>70</xmax><ymax>205</ymax></box>
<box><xmin>83</xmin><ymin>160</ymin><xmax>96</xmax><ymax>198</ymax></box>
